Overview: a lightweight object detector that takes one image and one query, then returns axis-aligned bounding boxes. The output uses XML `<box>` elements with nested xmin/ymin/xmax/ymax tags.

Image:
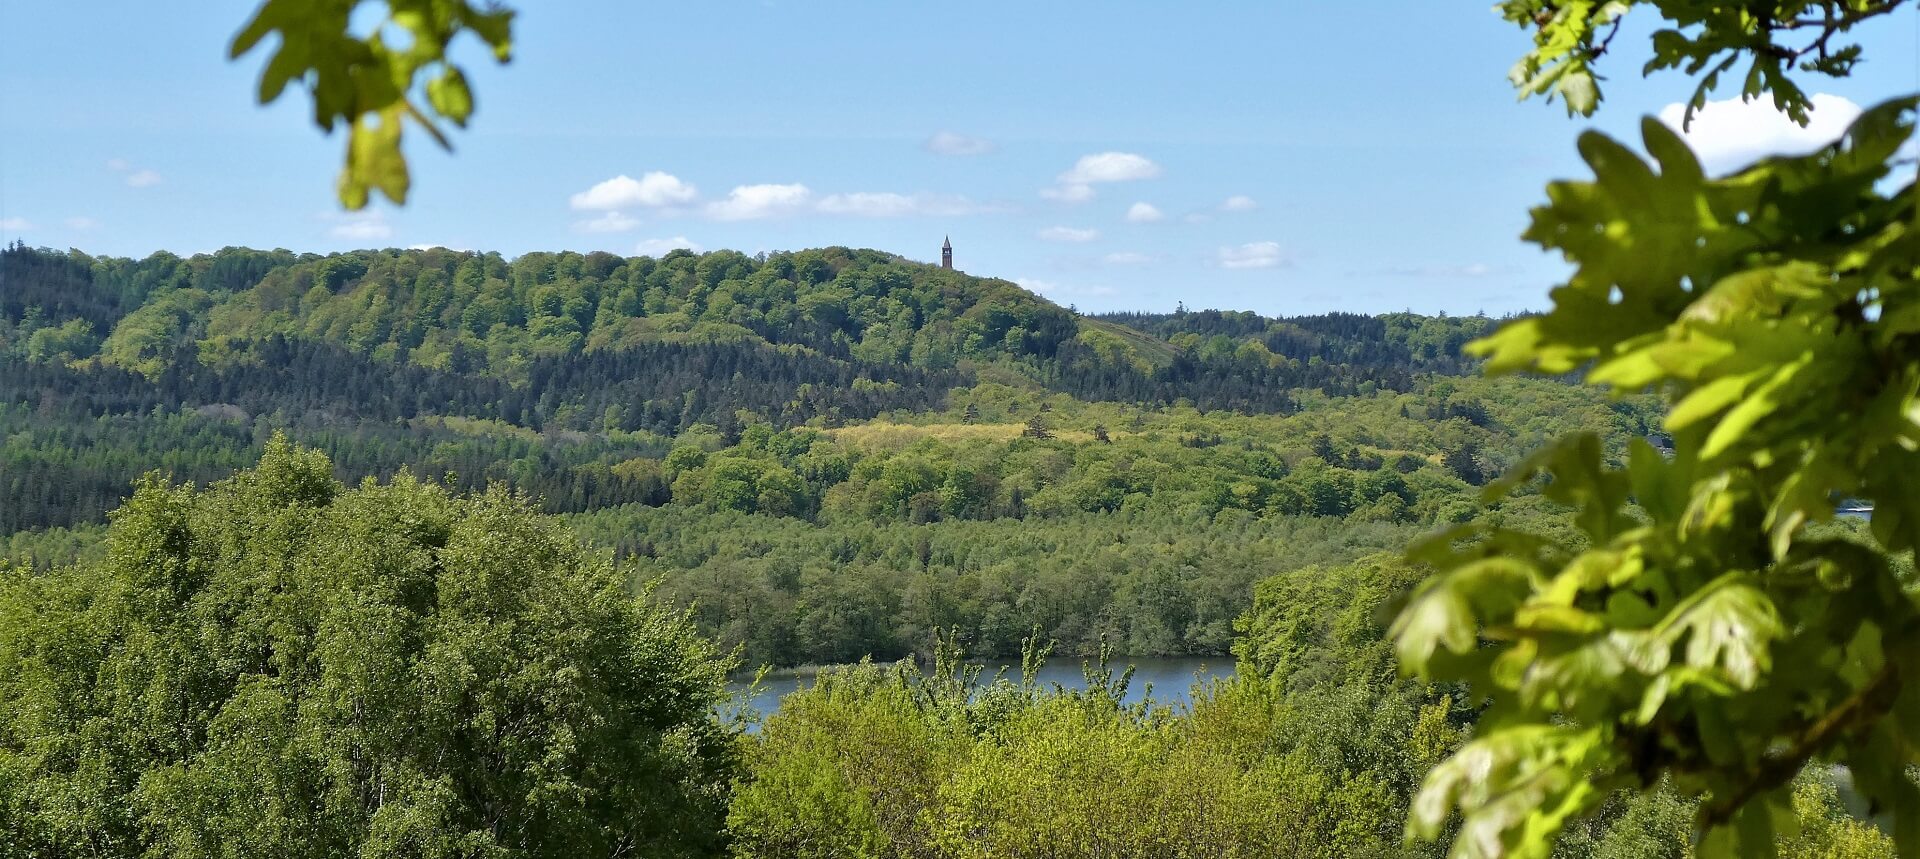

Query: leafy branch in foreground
<box><xmin>230</xmin><ymin>0</ymin><xmax>515</xmax><ymax>209</ymax></box>
<box><xmin>1394</xmin><ymin>97</ymin><xmax>1920</xmax><ymax>857</ymax></box>
<box><xmin>1498</xmin><ymin>1</ymin><xmax>1906</xmax><ymax>123</ymax></box>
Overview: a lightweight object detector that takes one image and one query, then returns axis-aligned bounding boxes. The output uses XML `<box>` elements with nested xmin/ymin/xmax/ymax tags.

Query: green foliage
<box><xmin>728</xmin><ymin>640</ymin><xmax>1423</xmax><ymax>859</ymax></box>
<box><xmin>0</xmin><ymin>437</ymin><xmax>735</xmax><ymax>856</ymax></box>
<box><xmin>727</xmin><ymin>660</ymin><xmax>973</xmax><ymax>858</ymax></box>
<box><xmin>231</xmin><ymin>0</ymin><xmax>515</xmax><ymax>208</ymax></box>
<box><xmin>22</xmin><ymin>318</ymin><xmax>98</xmax><ymax>365</ymax></box>
<box><xmin>1496</xmin><ymin>1</ymin><xmax>1905</xmax><ymax>122</ymax></box>
<box><xmin>727</xmin><ymin>553</ymin><xmax>1891</xmax><ymax>856</ymax></box>
<box><xmin>97</xmin><ymin>287</ymin><xmax>217</xmax><ymax>379</ymax></box>
<box><xmin>594</xmin><ymin>505</ymin><xmax>1421</xmax><ymax>668</ymax></box>
<box><xmin>1396</xmin><ymin>15</ymin><xmax>1920</xmax><ymax>855</ymax></box>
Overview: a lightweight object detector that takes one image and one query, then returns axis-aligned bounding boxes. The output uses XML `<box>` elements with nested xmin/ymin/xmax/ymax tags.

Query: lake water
<box><xmin>726</xmin><ymin>655</ymin><xmax>1235</xmax><ymax>725</ymax></box>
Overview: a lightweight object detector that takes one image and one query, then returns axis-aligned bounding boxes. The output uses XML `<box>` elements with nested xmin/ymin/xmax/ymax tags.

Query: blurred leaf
<box><xmin>230</xmin><ymin>0</ymin><xmax>516</xmax><ymax>208</ymax></box>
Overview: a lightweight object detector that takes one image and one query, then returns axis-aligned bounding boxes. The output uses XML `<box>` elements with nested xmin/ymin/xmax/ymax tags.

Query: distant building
<box><xmin>942</xmin><ymin>236</ymin><xmax>953</xmax><ymax>270</ymax></box>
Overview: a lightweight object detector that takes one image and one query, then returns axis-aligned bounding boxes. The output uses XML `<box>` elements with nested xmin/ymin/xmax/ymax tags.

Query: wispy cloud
<box><xmin>107</xmin><ymin>158</ymin><xmax>163</xmax><ymax>188</ymax></box>
<box><xmin>1365</xmin><ymin>262</ymin><xmax>1500</xmax><ymax>278</ymax></box>
<box><xmin>635</xmin><ymin>236</ymin><xmax>703</xmax><ymax>255</ymax></box>
<box><xmin>924</xmin><ymin>131</ymin><xmax>995</xmax><ymax>156</ymax></box>
<box><xmin>816</xmin><ymin>192</ymin><xmax>1001</xmax><ymax>218</ymax></box>
<box><xmin>1042</xmin><ymin>151</ymin><xmax>1161</xmax><ymax>203</ymax></box>
<box><xmin>706</xmin><ymin>183</ymin><xmax>813</xmax><ymax>220</ymax></box>
<box><xmin>1041</xmin><ymin>183</ymin><xmax>1096</xmax><ymax>203</ymax></box>
<box><xmin>1216</xmin><ymin>241</ymin><xmax>1288</xmax><ymax>269</ymax></box>
<box><xmin>328</xmin><ymin>212</ymin><xmax>392</xmax><ymax>242</ymax></box>
<box><xmin>1018</xmin><ymin>276</ymin><xmax>1116</xmax><ymax>299</ymax></box>
<box><xmin>1038</xmin><ymin>226</ymin><xmax>1101</xmax><ymax>243</ymax></box>
<box><xmin>1060</xmin><ymin>152</ymin><xmax>1161</xmax><ymax>184</ymax></box>
<box><xmin>64</xmin><ymin>216</ymin><xmax>100</xmax><ymax>230</ymax></box>
<box><xmin>1124</xmin><ymin>202</ymin><xmax>1165</xmax><ymax>223</ymax></box>
<box><xmin>1221</xmin><ymin>195</ymin><xmax>1258</xmax><ymax>212</ymax></box>
<box><xmin>574</xmin><ymin>211</ymin><xmax>641</xmax><ymax>233</ymax></box>
<box><xmin>570</xmin><ymin>172</ymin><xmax>699</xmax><ymax>210</ymax></box>
<box><xmin>0</xmin><ymin>216</ymin><xmax>32</xmax><ymax>231</ymax></box>
<box><xmin>1102</xmin><ymin>251</ymin><xmax>1156</xmax><ymax>266</ymax></box>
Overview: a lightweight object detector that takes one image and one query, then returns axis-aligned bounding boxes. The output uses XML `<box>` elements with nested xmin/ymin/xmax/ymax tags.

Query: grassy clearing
<box><xmin>825</xmin><ymin>422</ymin><xmax>1107</xmax><ymax>450</ymax></box>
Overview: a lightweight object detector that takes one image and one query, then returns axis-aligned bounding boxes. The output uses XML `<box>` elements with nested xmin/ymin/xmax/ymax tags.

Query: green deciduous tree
<box><xmin>0</xmin><ymin>436</ymin><xmax>735</xmax><ymax>857</ymax></box>
<box><xmin>1395</xmin><ymin>2</ymin><xmax>1919</xmax><ymax>856</ymax></box>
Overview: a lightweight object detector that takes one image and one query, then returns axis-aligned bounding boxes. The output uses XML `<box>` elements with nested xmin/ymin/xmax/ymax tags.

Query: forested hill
<box><xmin>1096</xmin><ymin>309</ymin><xmax>1494</xmax><ymax>377</ymax></box>
<box><xmin>2</xmin><ymin>242</ymin><xmax>1658</xmax><ymax>666</ymax></box>
<box><xmin>1</xmin><ymin>243</ymin><xmax>1496</xmax><ymax>412</ymax></box>
<box><xmin>0</xmin><ymin>242</ymin><xmax>1526</xmax><ymax>536</ymax></box>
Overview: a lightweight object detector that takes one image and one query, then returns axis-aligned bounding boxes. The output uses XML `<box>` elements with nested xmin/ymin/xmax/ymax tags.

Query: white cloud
<box><xmin>1040</xmin><ymin>182</ymin><xmax>1096</xmax><ymax>203</ymax></box>
<box><xmin>328</xmin><ymin>212</ymin><xmax>392</xmax><ymax>242</ymax></box>
<box><xmin>1657</xmin><ymin>93</ymin><xmax>1863</xmax><ymax>175</ymax></box>
<box><xmin>64</xmin><ymin>216</ymin><xmax>99</xmax><ymax>230</ymax></box>
<box><xmin>705</xmin><ymin>183</ymin><xmax>813</xmax><ymax>220</ymax></box>
<box><xmin>924</xmin><ymin>131</ymin><xmax>995</xmax><ymax>156</ymax></box>
<box><xmin>1059</xmin><ymin>152</ymin><xmax>1162</xmax><ymax>184</ymax></box>
<box><xmin>0</xmin><ymin>217</ymin><xmax>32</xmax><ymax>231</ymax></box>
<box><xmin>819</xmin><ymin>192</ymin><xmax>919</xmax><ymax>217</ymax></box>
<box><xmin>1124</xmin><ymin>202</ymin><xmax>1165</xmax><ymax>223</ymax></box>
<box><xmin>575</xmin><ymin>210</ymin><xmax>641</xmax><ymax>233</ymax></box>
<box><xmin>635</xmin><ymin>236</ymin><xmax>703</xmax><ymax>256</ymax></box>
<box><xmin>1038</xmin><ymin>226</ymin><xmax>1100</xmax><ymax>243</ymax></box>
<box><xmin>1216</xmin><ymin>241</ymin><xmax>1288</xmax><ymax>270</ymax></box>
<box><xmin>1102</xmin><ymin>252</ymin><xmax>1155</xmax><ymax>266</ymax></box>
<box><xmin>408</xmin><ymin>244</ymin><xmax>471</xmax><ymax>252</ymax></box>
<box><xmin>107</xmin><ymin>158</ymin><xmax>161</xmax><ymax>188</ymax></box>
<box><xmin>1042</xmin><ymin>152</ymin><xmax>1161</xmax><ymax>203</ymax></box>
<box><xmin>570</xmin><ymin>172</ymin><xmax>699</xmax><ymax>210</ymax></box>
<box><xmin>816</xmin><ymin>192</ymin><xmax>996</xmax><ymax>218</ymax></box>
<box><xmin>1221</xmin><ymin>195</ymin><xmax>1258</xmax><ymax>212</ymax></box>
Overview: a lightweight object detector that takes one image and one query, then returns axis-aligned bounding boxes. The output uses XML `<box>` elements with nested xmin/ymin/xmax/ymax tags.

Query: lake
<box><xmin>726</xmin><ymin>655</ymin><xmax>1235</xmax><ymax>725</ymax></box>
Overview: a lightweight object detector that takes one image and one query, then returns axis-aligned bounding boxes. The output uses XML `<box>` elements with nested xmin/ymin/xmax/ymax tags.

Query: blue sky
<box><xmin>2</xmin><ymin>2</ymin><xmax>1916</xmax><ymax>316</ymax></box>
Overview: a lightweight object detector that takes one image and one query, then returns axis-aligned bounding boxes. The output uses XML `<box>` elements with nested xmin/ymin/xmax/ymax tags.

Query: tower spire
<box><xmin>941</xmin><ymin>236</ymin><xmax>953</xmax><ymax>269</ymax></box>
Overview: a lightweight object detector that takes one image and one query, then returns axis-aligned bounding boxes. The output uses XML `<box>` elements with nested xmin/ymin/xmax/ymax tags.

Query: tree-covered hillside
<box><xmin>0</xmin><ymin>243</ymin><xmax>1527</xmax><ymax>534</ymax></box>
<box><xmin>1</xmin><ymin>242</ymin><xmax>1658</xmax><ymax>667</ymax></box>
<box><xmin>0</xmin><ymin>242</ymin><xmax>1654</xmax><ymax>667</ymax></box>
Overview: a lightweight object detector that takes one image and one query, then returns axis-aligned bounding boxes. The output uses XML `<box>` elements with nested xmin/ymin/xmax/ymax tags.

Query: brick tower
<box><xmin>942</xmin><ymin>236</ymin><xmax>953</xmax><ymax>269</ymax></box>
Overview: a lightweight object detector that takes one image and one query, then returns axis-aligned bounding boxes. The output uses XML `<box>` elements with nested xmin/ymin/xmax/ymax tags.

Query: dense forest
<box><xmin>0</xmin><ymin>445</ymin><xmax>1888</xmax><ymax>857</ymax></box>
<box><xmin>0</xmin><ymin>243</ymin><xmax>1529</xmax><ymax>533</ymax></box>
<box><xmin>0</xmin><ymin>240</ymin><xmax>1894</xmax><ymax>856</ymax></box>
<box><xmin>10</xmin><ymin>0</ymin><xmax>1915</xmax><ymax>850</ymax></box>
<box><xmin>0</xmin><ymin>243</ymin><xmax>1655</xmax><ymax>665</ymax></box>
